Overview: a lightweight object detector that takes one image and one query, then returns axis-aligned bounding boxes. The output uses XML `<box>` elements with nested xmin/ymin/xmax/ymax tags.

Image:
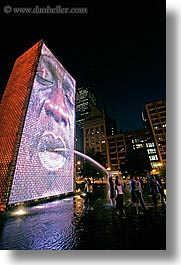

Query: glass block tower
<box><xmin>0</xmin><ymin>40</ymin><xmax>76</xmax><ymax>211</ymax></box>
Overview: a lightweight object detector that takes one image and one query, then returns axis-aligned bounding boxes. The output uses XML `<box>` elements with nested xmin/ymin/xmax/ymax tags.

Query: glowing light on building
<box><xmin>0</xmin><ymin>40</ymin><xmax>76</xmax><ymax>209</ymax></box>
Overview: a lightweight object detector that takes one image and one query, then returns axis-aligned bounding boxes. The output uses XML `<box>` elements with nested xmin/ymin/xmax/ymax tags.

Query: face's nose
<box><xmin>44</xmin><ymin>86</ymin><xmax>69</xmax><ymax>126</ymax></box>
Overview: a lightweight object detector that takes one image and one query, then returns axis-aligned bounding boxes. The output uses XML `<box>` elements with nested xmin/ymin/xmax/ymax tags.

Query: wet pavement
<box><xmin>0</xmin><ymin>183</ymin><xmax>166</xmax><ymax>250</ymax></box>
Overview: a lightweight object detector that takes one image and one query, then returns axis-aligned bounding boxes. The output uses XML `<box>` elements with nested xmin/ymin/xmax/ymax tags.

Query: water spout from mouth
<box><xmin>52</xmin><ymin>148</ymin><xmax>111</xmax><ymax>178</ymax></box>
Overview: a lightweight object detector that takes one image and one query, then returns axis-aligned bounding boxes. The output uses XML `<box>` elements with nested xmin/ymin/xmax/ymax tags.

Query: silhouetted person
<box><xmin>155</xmin><ymin>175</ymin><xmax>166</xmax><ymax>208</ymax></box>
<box><xmin>84</xmin><ymin>178</ymin><xmax>93</xmax><ymax>210</ymax></box>
<box><xmin>135</xmin><ymin>176</ymin><xmax>148</xmax><ymax>213</ymax></box>
<box><xmin>115</xmin><ymin>176</ymin><xmax>127</xmax><ymax>218</ymax></box>
<box><xmin>126</xmin><ymin>176</ymin><xmax>139</xmax><ymax>214</ymax></box>
<box><xmin>148</xmin><ymin>175</ymin><xmax>160</xmax><ymax>213</ymax></box>
<box><xmin>109</xmin><ymin>176</ymin><xmax>116</xmax><ymax>206</ymax></box>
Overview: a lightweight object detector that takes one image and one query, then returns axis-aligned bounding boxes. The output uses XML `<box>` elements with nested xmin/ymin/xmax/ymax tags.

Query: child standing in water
<box><xmin>115</xmin><ymin>176</ymin><xmax>127</xmax><ymax>218</ymax></box>
<box><xmin>84</xmin><ymin>178</ymin><xmax>93</xmax><ymax>210</ymax></box>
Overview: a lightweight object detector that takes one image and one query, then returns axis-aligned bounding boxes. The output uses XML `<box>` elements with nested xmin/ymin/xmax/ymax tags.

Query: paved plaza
<box><xmin>0</xmin><ymin>183</ymin><xmax>166</xmax><ymax>250</ymax></box>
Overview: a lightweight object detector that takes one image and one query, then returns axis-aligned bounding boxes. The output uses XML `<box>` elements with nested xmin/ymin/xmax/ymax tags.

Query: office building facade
<box><xmin>76</xmin><ymin>86</ymin><xmax>96</xmax><ymax>129</ymax></box>
<box><xmin>106</xmin><ymin>133</ymin><xmax>127</xmax><ymax>176</ymax></box>
<box><xmin>75</xmin><ymin>86</ymin><xmax>96</xmax><ymax>154</ymax></box>
<box><xmin>83</xmin><ymin>105</ymin><xmax>117</xmax><ymax>169</ymax></box>
<box><xmin>124</xmin><ymin>128</ymin><xmax>159</xmax><ymax>170</ymax></box>
<box><xmin>142</xmin><ymin>99</ymin><xmax>166</xmax><ymax>165</ymax></box>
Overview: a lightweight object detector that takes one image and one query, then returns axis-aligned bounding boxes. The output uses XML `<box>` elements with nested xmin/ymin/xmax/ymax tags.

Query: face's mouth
<box><xmin>37</xmin><ymin>133</ymin><xmax>69</xmax><ymax>170</ymax></box>
<box><xmin>38</xmin><ymin>133</ymin><xmax>68</xmax><ymax>157</ymax></box>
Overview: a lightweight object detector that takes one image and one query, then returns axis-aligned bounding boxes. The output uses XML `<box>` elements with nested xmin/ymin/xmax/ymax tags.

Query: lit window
<box><xmin>147</xmin><ymin>148</ymin><xmax>156</xmax><ymax>154</ymax></box>
<box><xmin>149</xmin><ymin>155</ymin><xmax>158</xmax><ymax>161</ymax></box>
<box><xmin>146</xmin><ymin>142</ymin><xmax>155</xmax><ymax>148</ymax></box>
<box><xmin>136</xmin><ymin>144</ymin><xmax>144</xmax><ymax>149</ymax></box>
<box><xmin>135</xmin><ymin>139</ymin><xmax>140</xmax><ymax>143</ymax></box>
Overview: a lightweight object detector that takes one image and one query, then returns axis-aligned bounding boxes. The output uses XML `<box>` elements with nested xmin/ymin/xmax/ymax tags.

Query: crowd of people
<box><xmin>82</xmin><ymin>173</ymin><xmax>166</xmax><ymax>217</ymax></box>
<box><xmin>108</xmin><ymin>173</ymin><xmax>166</xmax><ymax>218</ymax></box>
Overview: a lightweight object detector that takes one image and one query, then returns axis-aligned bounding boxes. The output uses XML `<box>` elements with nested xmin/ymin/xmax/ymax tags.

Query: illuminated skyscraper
<box><xmin>0</xmin><ymin>40</ymin><xmax>76</xmax><ymax>211</ymax></box>
<box><xmin>142</xmin><ymin>99</ymin><xmax>166</xmax><ymax>166</ymax></box>
<box><xmin>124</xmin><ymin>128</ymin><xmax>158</xmax><ymax>172</ymax></box>
<box><xmin>75</xmin><ymin>86</ymin><xmax>96</xmax><ymax>155</ymax></box>
<box><xmin>76</xmin><ymin>87</ymin><xmax>96</xmax><ymax>129</ymax></box>
<box><xmin>106</xmin><ymin>132</ymin><xmax>127</xmax><ymax>175</ymax></box>
<box><xmin>83</xmin><ymin>105</ymin><xmax>117</xmax><ymax>169</ymax></box>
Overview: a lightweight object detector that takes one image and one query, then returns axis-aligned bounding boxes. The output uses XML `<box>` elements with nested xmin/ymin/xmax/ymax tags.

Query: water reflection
<box><xmin>0</xmin><ymin>195</ymin><xmax>85</xmax><ymax>250</ymax></box>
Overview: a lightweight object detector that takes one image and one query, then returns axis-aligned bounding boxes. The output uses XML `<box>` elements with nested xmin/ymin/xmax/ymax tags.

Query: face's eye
<box><xmin>63</xmin><ymin>90</ymin><xmax>75</xmax><ymax>107</ymax></box>
<box><xmin>33</xmin><ymin>73</ymin><xmax>54</xmax><ymax>105</ymax></box>
<box><xmin>36</xmin><ymin>73</ymin><xmax>54</xmax><ymax>86</ymax></box>
<box><xmin>62</xmin><ymin>82</ymin><xmax>75</xmax><ymax>108</ymax></box>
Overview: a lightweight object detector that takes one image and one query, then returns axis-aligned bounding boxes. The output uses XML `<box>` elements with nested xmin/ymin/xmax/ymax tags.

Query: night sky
<box><xmin>0</xmin><ymin>0</ymin><xmax>166</xmax><ymax>132</ymax></box>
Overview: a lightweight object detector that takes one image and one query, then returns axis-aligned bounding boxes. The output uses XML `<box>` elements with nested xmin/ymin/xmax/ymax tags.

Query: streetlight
<box><xmin>157</xmin><ymin>162</ymin><xmax>163</xmax><ymax>168</ymax></box>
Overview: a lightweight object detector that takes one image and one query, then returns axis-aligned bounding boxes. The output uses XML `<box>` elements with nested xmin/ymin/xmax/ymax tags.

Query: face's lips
<box><xmin>36</xmin><ymin>132</ymin><xmax>71</xmax><ymax>171</ymax></box>
<box><xmin>37</xmin><ymin>133</ymin><xmax>68</xmax><ymax>159</ymax></box>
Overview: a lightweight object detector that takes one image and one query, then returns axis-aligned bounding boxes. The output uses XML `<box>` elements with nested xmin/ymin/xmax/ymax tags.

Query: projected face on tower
<box><xmin>9</xmin><ymin>44</ymin><xmax>76</xmax><ymax>204</ymax></box>
<box><xmin>32</xmin><ymin>52</ymin><xmax>74</xmax><ymax>171</ymax></box>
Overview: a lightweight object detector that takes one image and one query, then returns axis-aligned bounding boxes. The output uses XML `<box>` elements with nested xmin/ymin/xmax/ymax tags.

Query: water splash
<box><xmin>52</xmin><ymin>148</ymin><xmax>111</xmax><ymax>178</ymax></box>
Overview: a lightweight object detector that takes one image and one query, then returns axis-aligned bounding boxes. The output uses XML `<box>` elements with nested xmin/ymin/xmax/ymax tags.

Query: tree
<box><xmin>123</xmin><ymin>149</ymin><xmax>151</xmax><ymax>175</ymax></box>
<box><xmin>81</xmin><ymin>151</ymin><xmax>107</xmax><ymax>180</ymax></box>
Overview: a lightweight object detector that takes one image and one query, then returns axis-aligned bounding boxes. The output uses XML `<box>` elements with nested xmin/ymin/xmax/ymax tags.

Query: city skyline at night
<box><xmin>0</xmin><ymin>1</ymin><xmax>166</xmax><ymax>132</ymax></box>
